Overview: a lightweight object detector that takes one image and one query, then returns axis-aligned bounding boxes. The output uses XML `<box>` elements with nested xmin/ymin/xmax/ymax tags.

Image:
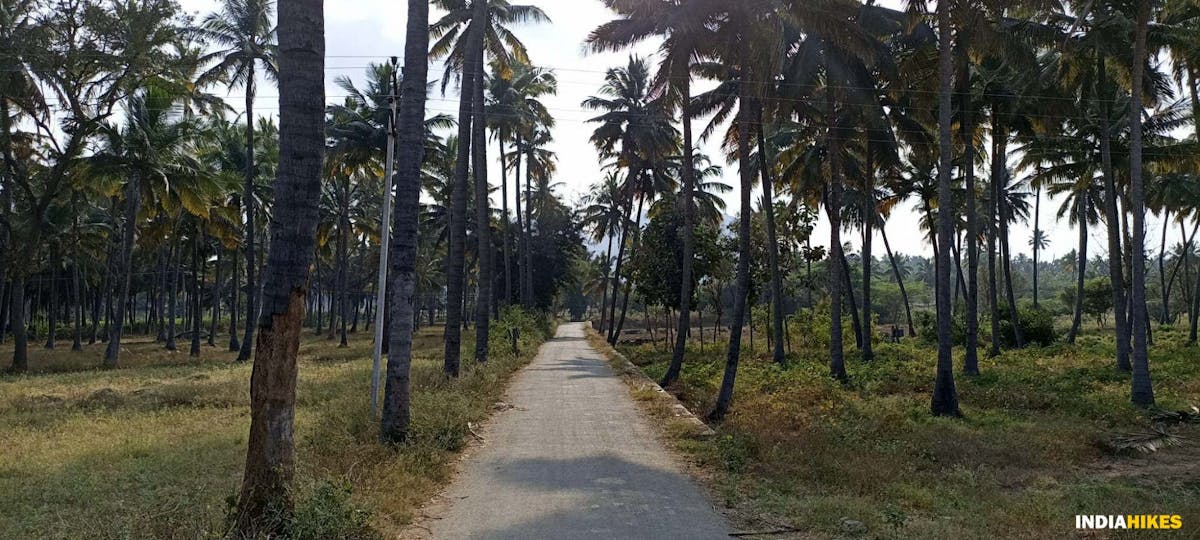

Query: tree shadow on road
<box><xmin>466</xmin><ymin>454</ymin><xmax>728</xmax><ymax>539</ymax></box>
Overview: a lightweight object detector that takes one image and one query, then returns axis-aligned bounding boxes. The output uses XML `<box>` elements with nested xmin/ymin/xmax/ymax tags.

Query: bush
<box><xmin>490</xmin><ymin>306</ymin><xmax>554</xmax><ymax>355</ymax></box>
<box><xmin>996</xmin><ymin>304</ymin><xmax>1058</xmax><ymax>347</ymax></box>
<box><xmin>914</xmin><ymin>310</ymin><xmax>967</xmax><ymax>346</ymax></box>
<box><xmin>222</xmin><ymin>481</ymin><xmax>377</xmax><ymax>540</ymax></box>
<box><xmin>716</xmin><ymin>434</ymin><xmax>757</xmax><ymax>474</ymax></box>
<box><xmin>1060</xmin><ymin>278</ymin><xmax>1114</xmax><ymax>326</ymax></box>
<box><xmin>290</xmin><ymin>481</ymin><xmax>378</xmax><ymax>540</ymax></box>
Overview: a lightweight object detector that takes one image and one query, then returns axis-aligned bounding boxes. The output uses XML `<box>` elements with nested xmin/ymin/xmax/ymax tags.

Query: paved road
<box><xmin>423</xmin><ymin>322</ymin><xmax>729</xmax><ymax>540</ymax></box>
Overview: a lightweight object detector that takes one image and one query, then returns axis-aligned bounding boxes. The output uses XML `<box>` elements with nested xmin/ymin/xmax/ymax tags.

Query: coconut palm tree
<box><xmin>931</xmin><ymin>0</ymin><xmax>960</xmax><ymax>416</ymax></box>
<box><xmin>431</xmin><ymin>0</ymin><xmax>550</xmax><ymax>372</ymax></box>
<box><xmin>517</xmin><ymin>127</ymin><xmax>558</xmax><ymax>307</ymax></box>
<box><xmin>582</xmin><ymin>56</ymin><xmax>679</xmax><ymax>344</ymax></box>
<box><xmin>580</xmin><ymin>172</ymin><xmax>626</xmax><ymax>334</ymax></box>
<box><xmin>0</xmin><ymin>0</ymin><xmax>46</xmax><ymax>371</ymax></box>
<box><xmin>1128</xmin><ymin>0</ymin><xmax>1154</xmax><ymax>407</ymax></box>
<box><xmin>198</xmin><ymin>0</ymin><xmax>277</xmax><ymax>363</ymax></box>
<box><xmin>588</xmin><ymin>0</ymin><xmax>726</xmax><ymax>383</ymax></box>
<box><xmin>435</xmin><ymin>0</ymin><xmax>483</xmax><ymax>377</ymax></box>
<box><xmin>233</xmin><ymin>0</ymin><xmax>323</xmax><ymax>531</ymax></box>
<box><xmin>381</xmin><ymin>0</ymin><xmax>433</xmax><ymax>445</ymax></box>
<box><xmin>1050</xmin><ymin>175</ymin><xmax>1103</xmax><ymax>342</ymax></box>
<box><xmin>89</xmin><ymin>86</ymin><xmax>210</xmax><ymax>367</ymax></box>
<box><xmin>487</xmin><ymin>60</ymin><xmax>556</xmax><ymax>306</ymax></box>
<box><xmin>703</xmin><ymin>0</ymin><xmax>838</xmax><ymax>419</ymax></box>
<box><xmin>673</xmin><ymin>153</ymin><xmax>731</xmax><ymax>227</ymax></box>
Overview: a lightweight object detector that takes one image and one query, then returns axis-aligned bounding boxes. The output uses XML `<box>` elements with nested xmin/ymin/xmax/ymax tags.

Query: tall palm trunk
<box><xmin>313</xmin><ymin>261</ymin><xmax>323</xmax><ymax>333</ymax></box>
<box><xmin>472</xmin><ymin>25</ymin><xmax>492</xmax><ymax>362</ymax></box>
<box><xmin>881</xmin><ymin>228</ymin><xmax>915</xmax><ymax>336</ymax></box>
<box><xmin>498</xmin><ymin>130</ymin><xmax>512</xmax><ymax>305</ymax></box>
<box><xmin>1032</xmin><ymin>185</ymin><xmax>1042</xmax><ymax>308</ymax></box>
<box><xmin>1098</xmin><ymin>51</ymin><xmax>1132</xmax><ymax>371</ymax></box>
<box><xmin>1188</xmin><ymin>67</ymin><xmax>1200</xmax><ymax>342</ymax></box>
<box><xmin>167</xmin><ymin>240</ymin><xmax>180</xmax><ymax>351</ymax></box>
<box><xmin>862</xmin><ymin>144</ymin><xmax>875</xmax><ymax>361</ymax></box>
<box><xmin>598</xmin><ymin>234</ymin><xmax>613</xmax><ymax>333</ymax></box>
<box><xmin>839</xmin><ymin>250</ymin><xmax>864</xmax><ymax>350</ymax></box>
<box><xmin>9</xmin><ymin>279</ymin><xmax>26</xmax><ymax>371</ymax></box>
<box><xmin>953</xmin><ymin>235</ymin><xmax>968</xmax><ymax>309</ymax></box>
<box><xmin>0</xmin><ymin>102</ymin><xmax>10</xmax><ymax>349</ymax></box>
<box><xmin>931</xmin><ymin>0</ymin><xmax>959</xmax><ymax>416</ymax></box>
<box><xmin>210</xmin><ymin>247</ymin><xmax>222</xmax><ymax>346</ymax></box>
<box><xmin>326</xmin><ymin>256</ymin><xmax>338</xmax><ymax>339</ymax></box>
<box><xmin>663</xmin><ymin>76</ymin><xmax>698</xmax><ymax>386</ymax></box>
<box><xmin>1182</xmin><ymin>224</ymin><xmax>1193</xmax><ymax>315</ymax></box>
<box><xmin>1000</xmin><ymin>197</ymin><xmax>1023</xmax><ymax>347</ymax></box>
<box><xmin>229</xmin><ymin>237</ymin><xmax>241</xmax><ymax>351</ymax></box>
<box><xmin>443</xmin><ymin>2</ymin><xmax>485</xmax><ymax>378</ymax></box>
<box><xmin>756</xmin><ymin>106</ymin><xmax>786</xmax><ymax>365</ymax></box>
<box><xmin>612</xmin><ymin>191</ymin><xmax>646</xmax><ymax>343</ymax></box>
<box><xmin>523</xmin><ymin>145</ymin><xmax>535</xmax><ymax>305</ymax></box>
<box><xmin>190</xmin><ymin>233</ymin><xmax>202</xmax><ymax>357</ymax></box>
<box><xmin>72</xmin><ymin>258</ymin><xmax>83</xmax><ymax>351</ymax></box>
<box><xmin>238</xmin><ymin>74</ymin><xmax>258</xmax><ymax>363</ymax></box>
<box><xmin>382</xmin><ymin>0</ymin><xmax>429</xmax><ymax>444</ymax></box>
<box><xmin>45</xmin><ymin>248</ymin><xmax>58</xmax><ymax>349</ymax></box>
<box><xmin>90</xmin><ymin>253</ymin><xmax>105</xmax><ymax>344</ymax></box>
<box><xmin>988</xmin><ymin>110</ymin><xmax>1002</xmax><ymax>356</ymax></box>
<box><xmin>710</xmin><ymin>89</ymin><xmax>754</xmax><ymax>422</ymax></box>
<box><xmin>337</xmin><ymin>211</ymin><xmax>349</xmax><ymax>347</ymax></box>
<box><xmin>828</xmin><ymin>77</ymin><xmax>848</xmax><ymax>382</ymax></box>
<box><xmin>234</xmin><ymin>0</ymin><xmax>324</xmax><ymax>530</ymax></box>
<box><xmin>1165</xmin><ymin>222</ymin><xmax>1198</xmax><ymax>323</ymax></box>
<box><xmin>513</xmin><ymin>134</ymin><xmax>527</xmax><ymax>307</ymax></box>
<box><xmin>1068</xmin><ymin>202</ymin><xmax>1088</xmax><ymax>343</ymax></box>
<box><xmin>1128</xmin><ymin>0</ymin><xmax>1153</xmax><ymax>407</ymax></box>
<box><xmin>1159</xmin><ymin>212</ymin><xmax>1169</xmax><ymax>323</ymax></box>
<box><xmin>104</xmin><ymin>177</ymin><xmax>141</xmax><ymax>367</ymax></box>
<box><xmin>102</xmin><ymin>249</ymin><xmax>113</xmax><ymax>343</ymax></box>
<box><xmin>606</xmin><ymin>167</ymin><xmax>639</xmax><ymax>344</ymax></box>
<box><xmin>1191</xmin><ymin>235</ymin><xmax>1200</xmax><ymax>342</ymax></box>
<box><xmin>961</xmin><ymin>59</ymin><xmax>979</xmax><ymax>375</ymax></box>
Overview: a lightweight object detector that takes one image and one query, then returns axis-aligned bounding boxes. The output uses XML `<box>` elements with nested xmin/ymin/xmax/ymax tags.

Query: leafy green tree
<box><xmin>629</xmin><ymin>194</ymin><xmax>722</xmax><ymax>312</ymax></box>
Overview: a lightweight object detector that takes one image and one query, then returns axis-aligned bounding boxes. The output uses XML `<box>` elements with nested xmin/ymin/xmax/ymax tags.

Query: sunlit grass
<box><xmin>618</xmin><ymin>324</ymin><xmax>1200</xmax><ymax>539</ymax></box>
<box><xmin>0</xmin><ymin>321</ymin><xmax>551</xmax><ymax>538</ymax></box>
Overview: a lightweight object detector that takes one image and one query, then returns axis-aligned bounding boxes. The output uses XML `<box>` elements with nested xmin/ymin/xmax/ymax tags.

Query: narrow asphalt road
<box><xmin>421</xmin><ymin>322</ymin><xmax>729</xmax><ymax>539</ymax></box>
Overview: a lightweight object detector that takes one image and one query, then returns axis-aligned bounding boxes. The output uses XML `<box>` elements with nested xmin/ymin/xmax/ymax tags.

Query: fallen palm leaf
<box><xmin>1104</xmin><ymin>427</ymin><xmax>1185</xmax><ymax>455</ymax></box>
<box><xmin>1151</xmin><ymin>406</ymin><xmax>1200</xmax><ymax>426</ymax></box>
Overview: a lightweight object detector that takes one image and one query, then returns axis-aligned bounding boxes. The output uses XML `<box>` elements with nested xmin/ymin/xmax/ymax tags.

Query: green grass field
<box><xmin>0</xmin><ymin>320</ymin><xmax>550</xmax><ymax>539</ymax></box>
<box><xmin>617</xmin><ymin>324</ymin><xmax>1200</xmax><ymax>539</ymax></box>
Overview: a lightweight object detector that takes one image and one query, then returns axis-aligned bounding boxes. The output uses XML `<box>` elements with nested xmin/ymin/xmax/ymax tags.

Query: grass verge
<box><xmin>614</xmin><ymin>326</ymin><xmax>1200</xmax><ymax>539</ymax></box>
<box><xmin>0</xmin><ymin>315</ymin><xmax>553</xmax><ymax>539</ymax></box>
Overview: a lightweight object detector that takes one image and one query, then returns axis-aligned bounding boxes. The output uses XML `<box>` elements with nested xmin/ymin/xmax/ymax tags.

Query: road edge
<box><xmin>583</xmin><ymin>323</ymin><xmax>716</xmax><ymax>439</ymax></box>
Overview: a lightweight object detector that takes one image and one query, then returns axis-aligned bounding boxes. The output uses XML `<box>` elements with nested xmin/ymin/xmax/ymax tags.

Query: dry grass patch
<box><xmin>617</xmin><ymin>326</ymin><xmax>1200</xmax><ymax>539</ymax></box>
<box><xmin>0</xmin><ymin>316</ymin><xmax>552</xmax><ymax>539</ymax></box>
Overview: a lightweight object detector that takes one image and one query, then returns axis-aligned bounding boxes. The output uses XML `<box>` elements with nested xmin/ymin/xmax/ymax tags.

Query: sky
<box><xmin>176</xmin><ymin>0</ymin><xmax>1181</xmax><ymax>263</ymax></box>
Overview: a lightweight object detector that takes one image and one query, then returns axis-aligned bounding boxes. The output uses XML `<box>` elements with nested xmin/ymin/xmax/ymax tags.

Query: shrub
<box><xmin>914</xmin><ymin>310</ymin><xmax>967</xmax><ymax>346</ymax></box>
<box><xmin>222</xmin><ymin>481</ymin><xmax>377</xmax><ymax>540</ymax></box>
<box><xmin>716</xmin><ymin>434</ymin><xmax>757</xmax><ymax>474</ymax></box>
<box><xmin>489</xmin><ymin>306</ymin><xmax>554</xmax><ymax>355</ymax></box>
<box><xmin>996</xmin><ymin>304</ymin><xmax>1058</xmax><ymax>347</ymax></box>
<box><xmin>290</xmin><ymin>481</ymin><xmax>378</xmax><ymax>540</ymax></box>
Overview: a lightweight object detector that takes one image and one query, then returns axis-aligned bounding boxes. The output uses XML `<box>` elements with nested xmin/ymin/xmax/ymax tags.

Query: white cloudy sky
<box><xmin>177</xmin><ymin>0</ymin><xmax>1178</xmax><ymax>262</ymax></box>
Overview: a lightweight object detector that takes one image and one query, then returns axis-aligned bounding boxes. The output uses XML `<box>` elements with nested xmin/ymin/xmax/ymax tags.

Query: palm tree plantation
<box><xmin>1</xmin><ymin>0</ymin><xmax>1198</xmax><ymax>538</ymax></box>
